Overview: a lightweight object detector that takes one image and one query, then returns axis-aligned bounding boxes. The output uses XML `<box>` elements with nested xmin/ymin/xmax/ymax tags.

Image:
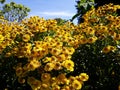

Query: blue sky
<box><xmin>5</xmin><ymin>0</ymin><xmax>77</xmax><ymax>23</ymax></box>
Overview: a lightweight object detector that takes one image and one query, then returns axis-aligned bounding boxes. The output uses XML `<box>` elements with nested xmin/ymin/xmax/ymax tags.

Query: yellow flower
<box><xmin>27</xmin><ymin>59</ymin><xmax>41</xmax><ymax>71</ymax></box>
<box><xmin>18</xmin><ymin>77</ymin><xmax>25</xmax><ymax>84</ymax></box>
<box><xmin>102</xmin><ymin>45</ymin><xmax>116</xmax><ymax>53</ymax></box>
<box><xmin>50</xmin><ymin>56</ymin><xmax>57</xmax><ymax>62</ymax></box>
<box><xmin>22</xmin><ymin>34</ymin><xmax>30</xmax><ymax>42</ymax></box>
<box><xmin>0</xmin><ymin>34</ymin><xmax>4</xmax><ymax>43</ymax></box>
<box><xmin>53</xmin><ymin>62</ymin><xmax>62</xmax><ymax>70</ymax></box>
<box><xmin>72</xmin><ymin>79</ymin><xmax>82</xmax><ymax>90</ymax></box>
<box><xmin>41</xmin><ymin>73</ymin><xmax>51</xmax><ymax>82</ymax></box>
<box><xmin>5</xmin><ymin>52</ymin><xmax>12</xmax><ymax>57</ymax></box>
<box><xmin>25</xmin><ymin>43</ymin><xmax>32</xmax><ymax>48</ymax></box>
<box><xmin>69</xmin><ymin>76</ymin><xmax>76</xmax><ymax>83</ymax></box>
<box><xmin>102</xmin><ymin>46</ymin><xmax>111</xmax><ymax>53</ymax></box>
<box><xmin>33</xmin><ymin>46</ymin><xmax>43</xmax><ymax>52</ymax></box>
<box><xmin>43</xmin><ymin>57</ymin><xmax>52</xmax><ymax>63</ymax></box>
<box><xmin>118</xmin><ymin>85</ymin><xmax>120</xmax><ymax>90</ymax></box>
<box><xmin>67</xmin><ymin>47</ymin><xmax>75</xmax><ymax>55</ymax></box>
<box><xmin>12</xmin><ymin>47</ymin><xmax>19</xmax><ymax>54</ymax></box>
<box><xmin>79</xmin><ymin>73</ymin><xmax>89</xmax><ymax>82</ymax></box>
<box><xmin>56</xmin><ymin>54</ymin><xmax>66</xmax><ymax>62</ymax></box>
<box><xmin>57</xmin><ymin>73</ymin><xmax>66</xmax><ymax>84</ymax></box>
<box><xmin>114</xmin><ymin>34</ymin><xmax>120</xmax><ymax>40</ymax></box>
<box><xmin>62</xmin><ymin>47</ymin><xmax>69</xmax><ymax>54</ymax></box>
<box><xmin>27</xmin><ymin>77</ymin><xmax>41</xmax><ymax>90</ymax></box>
<box><xmin>44</xmin><ymin>62</ymin><xmax>54</xmax><ymax>71</ymax></box>
<box><xmin>15</xmin><ymin>67</ymin><xmax>23</xmax><ymax>77</ymax></box>
<box><xmin>61</xmin><ymin>85</ymin><xmax>70</xmax><ymax>90</ymax></box>
<box><xmin>85</xmin><ymin>27</ymin><xmax>95</xmax><ymax>35</ymax></box>
<box><xmin>100</xmin><ymin>26</ymin><xmax>108</xmax><ymax>33</ymax></box>
<box><xmin>109</xmin><ymin>46</ymin><xmax>116</xmax><ymax>52</ymax></box>
<box><xmin>50</xmin><ymin>47</ymin><xmax>62</xmax><ymax>56</ymax></box>
<box><xmin>52</xmin><ymin>85</ymin><xmax>60</xmax><ymax>90</ymax></box>
<box><xmin>55</xmin><ymin>41</ymin><xmax>63</xmax><ymax>48</ymax></box>
<box><xmin>62</xmin><ymin>60</ymin><xmax>74</xmax><ymax>71</ymax></box>
<box><xmin>80</xmin><ymin>38</ymin><xmax>88</xmax><ymax>44</ymax></box>
<box><xmin>50</xmin><ymin>77</ymin><xmax>57</xmax><ymax>87</ymax></box>
<box><xmin>40</xmin><ymin>82</ymin><xmax>50</xmax><ymax>90</ymax></box>
<box><xmin>87</xmin><ymin>36</ymin><xmax>97</xmax><ymax>44</ymax></box>
<box><xmin>44</xmin><ymin>36</ymin><xmax>52</xmax><ymax>42</ymax></box>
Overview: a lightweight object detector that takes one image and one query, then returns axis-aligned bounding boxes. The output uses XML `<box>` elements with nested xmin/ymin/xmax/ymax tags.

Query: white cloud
<box><xmin>29</xmin><ymin>11</ymin><xmax>74</xmax><ymax>17</ymax></box>
<box><xmin>39</xmin><ymin>11</ymin><xmax>74</xmax><ymax>16</ymax></box>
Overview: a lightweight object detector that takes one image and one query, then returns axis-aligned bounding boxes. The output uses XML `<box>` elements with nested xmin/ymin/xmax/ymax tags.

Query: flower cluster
<box><xmin>0</xmin><ymin>3</ymin><xmax>120</xmax><ymax>90</ymax></box>
<box><xmin>81</xmin><ymin>3</ymin><xmax>120</xmax><ymax>53</ymax></box>
<box><xmin>0</xmin><ymin>16</ymin><xmax>89</xmax><ymax>89</ymax></box>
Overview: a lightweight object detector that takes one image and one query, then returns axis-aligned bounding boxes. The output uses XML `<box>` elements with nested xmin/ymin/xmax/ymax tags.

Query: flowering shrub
<box><xmin>0</xmin><ymin>3</ymin><xmax>120</xmax><ymax>90</ymax></box>
<box><xmin>0</xmin><ymin>14</ymin><xmax>88</xmax><ymax>90</ymax></box>
<box><xmin>72</xmin><ymin>3</ymin><xmax>120</xmax><ymax>90</ymax></box>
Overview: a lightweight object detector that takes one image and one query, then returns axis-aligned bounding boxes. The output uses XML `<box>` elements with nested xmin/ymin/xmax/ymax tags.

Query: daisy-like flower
<box><xmin>41</xmin><ymin>73</ymin><xmax>51</xmax><ymax>82</ymax></box>
<box><xmin>87</xmin><ymin>36</ymin><xmax>97</xmax><ymax>44</ymax></box>
<box><xmin>40</xmin><ymin>82</ymin><xmax>50</xmax><ymax>90</ymax></box>
<box><xmin>62</xmin><ymin>60</ymin><xmax>74</xmax><ymax>71</ymax></box>
<box><xmin>71</xmin><ymin>79</ymin><xmax>82</xmax><ymax>90</ymax></box>
<box><xmin>18</xmin><ymin>77</ymin><xmax>25</xmax><ymax>84</ymax></box>
<box><xmin>22</xmin><ymin>34</ymin><xmax>31</xmax><ymax>42</ymax></box>
<box><xmin>102</xmin><ymin>45</ymin><xmax>116</xmax><ymax>53</ymax></box>
<box><xmin>53</xmin><ymin>62</ymin><xmax>62</xmax><ymax>70</ymax></box>
<box><xmin>50</xmin><ymin>47</ymin><xmax>62</xmax><ymax>56</ymax></box>
<box><xmin>44</xmin><ymin>62</ymin><xmax>54</xmax><ymax>71</ymax></box>
<box><xmin>27</xmin><ymin>77</ymin><xmax>41</xmax><ymax>90</ymax></box>
<box><xmin>27</xmin><ymin>59</ymin><xmax>41</xmax><ymax>71</ymax></box>
<box><xmin>0</xmin><ymin>34</ymin><xmax>4</xmax><ymax>43</ymax></box>
<box><xmin>15</xmin><ymin>67</ymin><xmax>23</xmax><ymax>77</ymax></box>
<box><xmin>79</xmin><ymin>73</ymin><xmax>89</xmax><ymax>82</ymax></box>
<box><xmin>102</xmin><ymin>45</ymin><xmax>111</xmax><ymax>53</ymax></box>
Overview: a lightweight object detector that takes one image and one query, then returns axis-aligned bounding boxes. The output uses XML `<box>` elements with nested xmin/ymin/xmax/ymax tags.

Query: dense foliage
<box><xmin>71</xmin><ymin>0</ymin><xmax>95</xmax><ymax>24</ymax></box>
<box><xmin>0</xmin><ymin>0</ymin><xmax>5</xmax><ymax>4</ymax></box>
<box><xmin>71</xmin><ymin>3</ymin><xmax>120</xmax><ymax>90</ymax></box>
<box><xmin>0</xmin><ymin>3</ymin><xmax>120</xmax><ymax>90</ymax></box>
<box><xmin>0</xmin><ymin>1</ymin><xmax>30</xmax><ymax>22</ymax></box>
<box><xmin>0</xmin><ymin>16</ymin><xmax>88</xmax><ymax>90</ymax></box>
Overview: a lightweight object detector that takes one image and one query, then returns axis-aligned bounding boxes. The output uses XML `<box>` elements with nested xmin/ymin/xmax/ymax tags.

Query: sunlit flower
<box><xmin>50</xmin><ymin>47</ymin><xmax>62</xmax><ymax>56</ymax></box>
<box><xmin>69</xmin><ymin>76</ymin><xmax>76</xmax><ymax>83</ymax></box>
<box><xmin>53</xmin><ymin>62</ymin><xmax>62</xmax><ymax>70</ymax></box>
<box><xmin>67</xmin><ymin>47</ymin><xmax>75</xmax><ymax>55</ymax></box>
<box><xmin>87</xmin><ymin>36</ymin><xmax>98</xmax><ymax>43</ymax></box>
<box><xmin>52</xmin><ymin>85</ymin><xmax>60</xmax><ymax>90</ymax></box>
<box><xmin>61</xmin><ymin>85</ymin><xmax>70</xmax><ymax>90</ymax></box>
<box><xmin>56</xmin><ymin>54</ymin><xmax>66</xmax><ymax>62</ymax></box>
<box><xmin>40</xmin><ymin>82</ymin><xmax>50</xmax><ymax>90</ymax></box>
<box><xmin>0</xmin><ymin>34</ymin><xmax>4</xmax><ymax>43</ymax></box>
<box><xmin>22</xmin><ymin>34</ymin><xmax>31</xmax><ymax>42</ymax></box>
<box><xmin>44</xmin><ymin>62</ymin><xmax>54</xmax><ymax>71</ymax></box>
<box><xmin>114</xmin><ymin>34</ymin><xmax>120</xmax><ymax>40</ymax></box>
<box><xmin>62</xmin><ymin>60</ymin><xmax>74</xmax><ymax>71</ymax></box>
<box><xmin>43</xmin><ymin>57</ymin><xmax>52</xmax><ymax>63</ymax></box>
<box><xmin>79</xmin><ymin>73</ymin><xmax>89</xmax><ymax>82</ymax></box>
<box><xmin>102</xmin><ymin>45</ymin><xmax>116</xmax><ymax>53</ymax></box>
<box><xmin>80</xmin><ymin>38</ymin><xmax>88</xmax><ymax>44</ymax></box>
<box><xmin>28</xmin><ymin>59</ymin><xmax>41</xmax><ymax>71</ymax></box>
<box><xmin>71</xmin><ymin>79</ymin><xmax>82</xmax><ymax>90</ymax></box>
<box><xmin>50</xmin><ymin>77</ymin><xmax>57</xmax><ymax>87</ymax></box>
<box><xmin>57</xmin><ymin>73</ymin><xmax>66</xmax><ymax>84</ymax></box>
